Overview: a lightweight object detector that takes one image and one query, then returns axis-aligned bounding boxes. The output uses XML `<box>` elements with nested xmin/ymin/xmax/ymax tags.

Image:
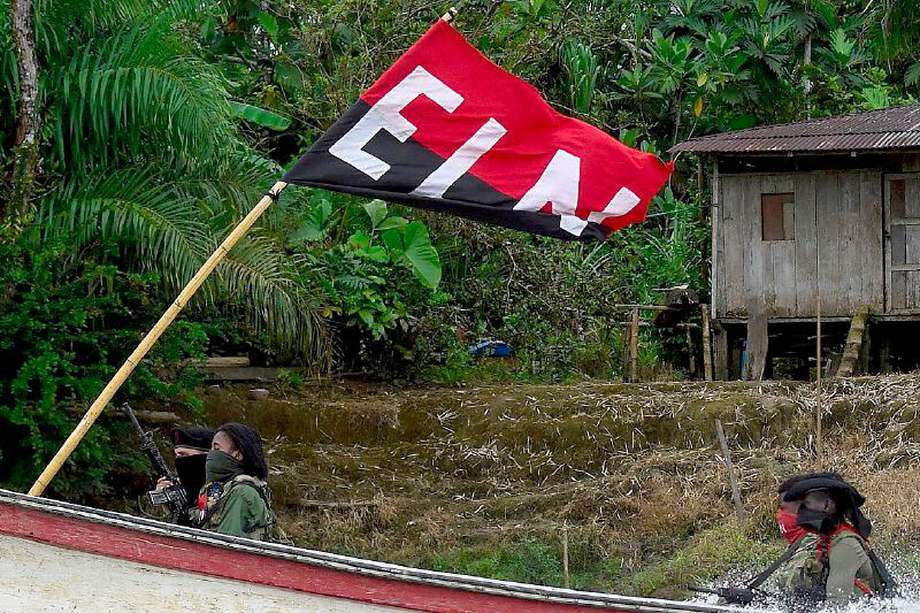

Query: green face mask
<box><xmin>205</xmin><ymin>449</ymin><xmax>244</xmax><ymax>483</ymax></box>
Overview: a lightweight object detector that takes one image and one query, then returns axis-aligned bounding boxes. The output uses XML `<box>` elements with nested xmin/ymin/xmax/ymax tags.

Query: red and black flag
<box><xmin>284</xmin><ymin>21</ymin><xmax>673</xmax><ymax>240</ymax></box>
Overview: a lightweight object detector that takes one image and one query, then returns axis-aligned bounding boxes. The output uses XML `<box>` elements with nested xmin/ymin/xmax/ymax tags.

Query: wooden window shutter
<box><xmin>762</xmin><ymin>193</ymin><xmax>795</xmax><ymax>241</ymax></box>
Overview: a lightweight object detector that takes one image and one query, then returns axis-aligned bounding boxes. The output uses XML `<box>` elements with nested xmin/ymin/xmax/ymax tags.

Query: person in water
<box><xmin>770</xmin><ymin>472</ymin><xmax>895</xmax><ymax>606</ymax></box>
<box><xmin>774</xmin><ymin>472</ymin><xmax>840</xmax><ymax>545</ymax></box>
<box><xmin>155</xmin><ymin>426</ymin><xmax>214</xmax><ymax>525</ymax></box>
<box><xmin>194</xmin><ymin>422</ymin><xmax>278</xmax><ymax>541</ymax></box>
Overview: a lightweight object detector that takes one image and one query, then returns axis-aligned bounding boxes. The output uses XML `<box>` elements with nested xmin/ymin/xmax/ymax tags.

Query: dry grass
<box><xmin>197</xmin><ymin>374</ymin><xmax>920</xmax><ymax>595</ymax></box>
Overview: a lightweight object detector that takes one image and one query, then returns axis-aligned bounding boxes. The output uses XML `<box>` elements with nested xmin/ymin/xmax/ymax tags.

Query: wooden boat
<box><xmin>0</xmin><ymin>488</ymin><xmax>750</xmax><ymax>612</ymax></box>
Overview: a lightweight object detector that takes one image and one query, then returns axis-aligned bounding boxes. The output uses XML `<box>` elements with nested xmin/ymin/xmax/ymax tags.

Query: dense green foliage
<box><xmin>1</xmin><ymin>0</ymin><xmax>918</xmax><ymax>493</ymax></box>
<box><xmin>0</xmin><ymin>233</ymin><xmax>209</xmax><ymax>496</ymax></box>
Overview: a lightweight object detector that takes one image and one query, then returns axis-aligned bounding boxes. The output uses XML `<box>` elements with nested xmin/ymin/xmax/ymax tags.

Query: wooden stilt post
<box><xmin>744</xmin><ymin>312</ymin><xmax>768</xmax><ymax>381</ymax></box>
<box><xmin>713</xmin><ymin>321</ymin><xmax>728</xmax><ymax>380</ymax></box>
<box><xmin>701</xmin><ymin>304</ymin><xmax>713</xmax><ymax>381</ymax></box>
<box><xmin>28</xmin><ymin>181</ymin><xmax>288</xmax><ymax>496</ymax></box>
<box><xmin>880</xmin><ymin>335</ymin><xmax>892</xmax><ymax>374</ymax></box>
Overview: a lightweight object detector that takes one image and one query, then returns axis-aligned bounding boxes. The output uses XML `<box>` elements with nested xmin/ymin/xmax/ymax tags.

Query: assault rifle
<box><xmin>122</xmin><ymin>403</ymin><xmax>187</xmax><ymax>521</ymax></box>
<box><xmin>689</xmin><ymin>536</ymin><xmax>809</xmax><ymax>607</ymax></box>
<box><xmin>688</xmin><ymin>586</ymin><xmax>757</xmax><ymax>606</ymax></box>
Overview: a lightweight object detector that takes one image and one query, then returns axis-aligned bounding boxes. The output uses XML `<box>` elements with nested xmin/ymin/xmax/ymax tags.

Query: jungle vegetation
<box><xmin>1</xmin><ymin>0</ymin><xmax>918</xmax><ymax>495</ymax></box>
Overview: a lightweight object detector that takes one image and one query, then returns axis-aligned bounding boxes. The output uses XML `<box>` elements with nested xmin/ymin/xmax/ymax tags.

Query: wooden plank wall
<box><xmin>717</xmin><ymin>170</ymin><xmax>883</xmax><ymax>318</ymax></box>
<box><xmin>891</xmin><ymin>176</ymin><xmax>920</xmax><ymax>310</ymax></box>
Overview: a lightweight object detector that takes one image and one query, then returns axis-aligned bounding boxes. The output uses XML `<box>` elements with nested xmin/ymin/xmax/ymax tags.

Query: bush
<box><xmin>430</xmin><ymin>540</ymin><xmax>563</xmax><ymax>586</ymax></box>
<box><xmin>0</xmin><ymin>233</ymin><xmax>208</xmax><ymax>499</ymax></box>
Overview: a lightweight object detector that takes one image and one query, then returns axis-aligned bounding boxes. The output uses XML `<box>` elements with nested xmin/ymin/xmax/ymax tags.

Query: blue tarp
<box><xmin>468</xmin><ymin>340</ymin><xmax>513</xmax><ymax>358</ymax></box>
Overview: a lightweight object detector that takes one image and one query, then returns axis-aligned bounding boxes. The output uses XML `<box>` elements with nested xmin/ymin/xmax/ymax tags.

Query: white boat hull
<box><xmin>0</xmin><ymin>489</ymin><xmax>749</xmax><ymax>613</ymax></box>
<box><xmin>0</xmin><ymin>533</ymin><xmax>402</xmax><ymax>613</ymax></box>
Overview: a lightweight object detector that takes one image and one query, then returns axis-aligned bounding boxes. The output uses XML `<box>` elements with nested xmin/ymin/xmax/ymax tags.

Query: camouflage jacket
<box><xmin>195</xmin><ymin>475</ymin><xmax>278</xmax><ymax>541</ymax></box>
<box><xmin>772</xmin><ymin>529</ymin><xmax>883</xmax><ymax>606</ymax></box>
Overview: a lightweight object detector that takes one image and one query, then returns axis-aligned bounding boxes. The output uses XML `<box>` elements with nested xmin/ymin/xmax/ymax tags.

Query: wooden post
<box><xmin>685</xmin><ymin>325</ymin><xmax>696</xmax><ymax>378</ymax></box>
<box><xmin>629</xmin><ymin>307</ymin><xmax>639</xmax><ymax>382</ymax></box>
<box><xmin>622</xmin><ymin>327</ymin><xmax>630</xmax><ymax>383</ymax></box>
<box><xmin>880</xmin><ymin>335</ymin><xmax>893</xmax><ymax>374</ymax></box>
<box><xmin>816</xmin><ymin>288</ymin><xmax>823</xmax><ymax>462</ymax></box>
<box><xmin>701</xmin><ymin>304</ymin><xmax>713</xmax><ymax>381</ymax></box>
<box><xmin>710</xmin><ymin>160</ymin><xmax>719</xmax><ymax>323</ymax></box>
<box><xmin>744</xmin><ymin>313</ymin><xmax>768</xmax><ymax>381</ymax></box>
<box><xmin>715</xmin><ymin>419</ymin><xmax>746</xmax><ymax>522</ymax></box>
<box><xmin>713</xmin><ymin>321</ymin><xmax>728</xmax><ymax>380</ymax></box>
<box><xmin>836</xmin><ymin>305</ymin><xmax>870</xmax><ymax>377</ymax></box>
<box><xmin>859</xmin><ymin>320</ymin><xmax>872</xmax><ymax>374</ymax></box>
<box><xmin>562</xmin><ymin>524</ymin><xmax>571</xmax><ymax>589</ymax></box>
<box><xmin>28</xmin><ymin>181</ymin><xmax>288</xmax><ymax>496</ymax></box>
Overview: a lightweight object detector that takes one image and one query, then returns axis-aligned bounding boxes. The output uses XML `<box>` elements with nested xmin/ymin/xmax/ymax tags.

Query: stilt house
<box><xmin>672</xmin><ymin>103</ymin><xmax>920</xmax><ymax>378</ymax></box>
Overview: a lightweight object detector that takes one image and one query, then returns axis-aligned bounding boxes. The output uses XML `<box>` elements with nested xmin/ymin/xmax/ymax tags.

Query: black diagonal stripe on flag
<box><xmin>284</xmin><ymin>101</ymin><xmax>610</xmax><ymax>240</ymax></box>
<box><xmin>283</xmin><ymin>21</ymin><xmax>673</xmax><ymax>240</ymax></box>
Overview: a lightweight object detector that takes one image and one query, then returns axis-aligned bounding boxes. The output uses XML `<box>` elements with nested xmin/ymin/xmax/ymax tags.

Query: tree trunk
<box><xmin>8</xmin><ymin>0</ymin><xmax>40</xmax><ymax>221</ymax></box>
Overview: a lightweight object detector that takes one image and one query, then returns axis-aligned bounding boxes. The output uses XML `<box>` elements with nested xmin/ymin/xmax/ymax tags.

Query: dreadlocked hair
<box><xmin>217</xmin><ymin>423</ymin><xmax>268</xmax><ymax>480</ymax></box>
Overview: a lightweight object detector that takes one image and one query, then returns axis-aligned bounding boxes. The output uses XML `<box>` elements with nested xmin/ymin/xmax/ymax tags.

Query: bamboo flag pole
<box><xmin>440</xmin><ymin>0</ymin><xmax>469</xmax><ymax>22</ymax></box>
<box><xmin>30</xmin><ymin>1</ymin><xmax>468</xmax><ymax>497</ymax></box>
<box><xmin>28</xmin><ymin>181</ymin><xmax>288</xmax><ymax>496</ymax></box>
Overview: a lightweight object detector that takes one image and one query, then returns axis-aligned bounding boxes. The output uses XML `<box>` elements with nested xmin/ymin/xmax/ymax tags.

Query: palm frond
<box><xmin>48</xmin><ymin>23</ymin><xmax>236</xmax><ymax>170</ymax></box>
<box><xmin>12</xmin><ymin>0</ymin><xmax>328</xmax><ymax>365</ymax></box>
<box><xmin>36</xmin><ymin>169</ymin><xmax>210</xmax><ymax>289</ymax></box>
<box><xmin>906</xmin><ymin>62</ymin><xmax>920</xmax><ymax>87</ymax></box>
<box><xmin>34</xmin><ymin>0</ymin><xmax>147</xmax><ymax>59</ymax></box>
<box><xmin>171</xmin><ymin>149</ymin><xmax>280</xmax><ymax>217</ymax></box>
<box><xmin>33</xmin><ymin>0</ymin><xmax>216</xmax><ymax>59</ymax></box>
<box><xmin>216</xmin><ymin>236</ymin><xmax>329</xmax><ymax>366</ymax></box>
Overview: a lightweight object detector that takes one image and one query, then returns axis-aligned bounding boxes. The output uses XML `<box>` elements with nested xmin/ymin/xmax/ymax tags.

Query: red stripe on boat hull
<box><xmin>0</xmin><ymin>503</ymin><xmax>623</xmax><ymax>613</ymax></box>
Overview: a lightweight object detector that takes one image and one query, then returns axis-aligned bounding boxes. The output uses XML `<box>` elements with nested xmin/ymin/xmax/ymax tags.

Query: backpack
<box><xmin>196</xmin><ymin>475</ymin><xmax>288</xmax><ymax>543</ymax></box>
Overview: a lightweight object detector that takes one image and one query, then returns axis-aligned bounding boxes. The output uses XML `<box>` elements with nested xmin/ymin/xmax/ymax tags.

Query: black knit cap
<box><xmin>780</xmin><ymin>472</ymin><xmax>871</xmax><ymax>538</ymax></box>
<box><xmin>172</xmin><ymin>426</ymin><xmax>216</xmax><ymax>451</ymax></box>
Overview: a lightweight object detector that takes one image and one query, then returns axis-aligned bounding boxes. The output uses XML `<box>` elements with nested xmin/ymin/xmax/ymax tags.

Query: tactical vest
<box><xmin>196</xmin><ymin>475</ymin><xmax>282</xmax><ymax>542</ymax></box>
<box><xmin>775</xmin><ymin>526</ymin><xmax>883</xmax><ymax>600</ymax></box>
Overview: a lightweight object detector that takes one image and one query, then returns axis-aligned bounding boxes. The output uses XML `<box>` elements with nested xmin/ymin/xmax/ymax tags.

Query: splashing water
<box><xmin>692</xmin><ymin>566</ymin><xmax>920</xmax><ymax>612</ymax></box>
<box><xmin>691</xmin><ymin>592</ymin><xmax>920</xmax><ymax>613</ymax></box>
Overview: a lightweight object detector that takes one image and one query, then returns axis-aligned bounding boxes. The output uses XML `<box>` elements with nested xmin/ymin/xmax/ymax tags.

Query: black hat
<box><xmin>172</xmin><ymin>426</ymin><xmax>215</xmax><ymax>451</ymax></box>
<box><xmin>781</xmin><ymin>472</ymin><xmax>871</xmax><ymax>538</ymax></box>
<box><xmin>777</xmin><ymin>472</ymin><xmax>844</xmax><ymax>496</ymax></box>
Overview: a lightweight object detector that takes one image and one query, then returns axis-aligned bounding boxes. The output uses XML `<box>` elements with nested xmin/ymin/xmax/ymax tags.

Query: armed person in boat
<box><xmin>694</xmin><ymin>472</ymin><xmax>896</xmax><ymax>608</ymax></box>
<box><xmin>155</xmin><ymin>425</ymin><xmax>215</xmax><ymax>526</ymax></box>
<box><xmin>125</xmin><ymin>403</ymin><xmax>214</xmax><ymax>525</ymax></box>
<box><xmin>193</xmin><ymin>422</ymin><xmax>280</xmax><ymax>541</ymax></box>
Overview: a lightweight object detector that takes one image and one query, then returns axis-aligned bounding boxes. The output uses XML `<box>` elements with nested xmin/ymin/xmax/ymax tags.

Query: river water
<box><xmin>693</xmin><ymin>570</ymin><xmax>920</xmax><ymax>612</ymax></box>
<box><xmin>693</xmin><ymin>595</ymin><xmax>920</xmax><ymax>612</ymax></box>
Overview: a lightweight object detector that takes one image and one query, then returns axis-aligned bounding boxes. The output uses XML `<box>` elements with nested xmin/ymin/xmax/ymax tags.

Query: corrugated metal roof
<box><xmin>670</xmin><ymin>103</ymin><xmax>920</xmax><ymax>154</ymax></box>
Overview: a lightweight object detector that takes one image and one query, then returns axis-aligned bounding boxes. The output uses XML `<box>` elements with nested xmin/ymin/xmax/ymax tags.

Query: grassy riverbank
<box><xmin>195</xmin><ymin>375</ymin><xmax>920</xmax><ymax>598</ymax></box>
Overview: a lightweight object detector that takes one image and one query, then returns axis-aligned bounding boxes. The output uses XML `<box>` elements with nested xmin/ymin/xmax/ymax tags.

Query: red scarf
<box><xmin>776</xmin><ymin>508</ymin><xmax>807</xmax><ymax>544</ymax></box>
